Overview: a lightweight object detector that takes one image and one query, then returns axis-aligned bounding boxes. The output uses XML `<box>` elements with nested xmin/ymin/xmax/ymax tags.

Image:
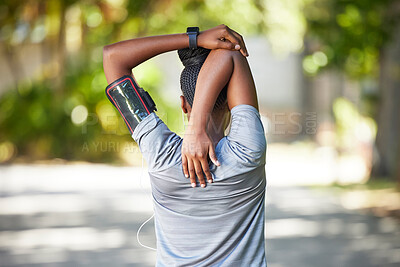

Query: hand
<box><xmin>181</xmin><ymin>125</ymin><xmax>220</xmax><ymax>188</ymax></box>
<box><xmin>198</xmin><ymin>24</ymin><xmax>249</xmax><ymax>57</ymax></box>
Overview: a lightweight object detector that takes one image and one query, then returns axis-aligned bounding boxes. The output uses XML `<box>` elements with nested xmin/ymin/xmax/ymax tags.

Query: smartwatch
<box><xmin>186</xmin><ymin>27</ymin><xmax>199</xmax><ymax>50</ymax></box>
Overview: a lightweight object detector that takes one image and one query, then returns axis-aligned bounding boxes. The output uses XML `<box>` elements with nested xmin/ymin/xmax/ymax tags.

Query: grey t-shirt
<box><xmin>133</xmin><ymin>104</ymin><xmax>267</xmax><ymax>267</ymax></box>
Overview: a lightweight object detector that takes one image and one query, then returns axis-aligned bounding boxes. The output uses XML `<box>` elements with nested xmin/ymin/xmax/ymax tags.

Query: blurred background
<box><xmin>0</xmin><ymin>0</ymin><xmax>399</xmax><ymax>266</ymax></box>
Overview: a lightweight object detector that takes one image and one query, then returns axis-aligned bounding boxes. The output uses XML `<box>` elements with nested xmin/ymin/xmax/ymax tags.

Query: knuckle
<box><xmin>195</xmin><ymin>170</ymin><xmax>203</xmax><ymax>175</ymax></box>
<box><xmin>188</xmin><ymin>168</ymin><xmax>194</xmax><ymax>173</ymax></box>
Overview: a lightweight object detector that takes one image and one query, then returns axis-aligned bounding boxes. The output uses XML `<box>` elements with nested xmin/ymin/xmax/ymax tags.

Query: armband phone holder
<box><xmin>105</xmin><ymin>75</ymin><xmax>157</xmax><ymax>135</ymax></box>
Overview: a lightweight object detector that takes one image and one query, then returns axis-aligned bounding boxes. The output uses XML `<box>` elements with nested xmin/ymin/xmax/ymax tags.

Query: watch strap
<box><xmin>186</xmin><ymin>27</ymin><xmax>199</xmax><ymax>50</ymax></box>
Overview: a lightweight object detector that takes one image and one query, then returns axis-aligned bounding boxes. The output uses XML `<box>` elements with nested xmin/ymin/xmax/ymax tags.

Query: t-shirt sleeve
<box><xmin>132</xmin><ymin>112</ymin><xmax>182</xmax><ymax>171</ymax></box>
<box><xmin>225</xmin><ymin>104</ymin><xmax>267</xmax><ymax>166</ymax></box>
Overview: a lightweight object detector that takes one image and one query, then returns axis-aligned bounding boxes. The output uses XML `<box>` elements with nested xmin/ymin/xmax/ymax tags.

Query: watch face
<box><xmin>187</xmin><ymin>27</ymin><xmax>199</xmax><ymax>34</ymax></box>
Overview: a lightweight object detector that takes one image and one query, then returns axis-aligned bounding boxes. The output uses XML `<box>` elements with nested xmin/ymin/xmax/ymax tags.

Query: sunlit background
<box><xmin>0</xmin><ymin>0</ymin><xmax>399</xmax><ymax>266</ymax></box>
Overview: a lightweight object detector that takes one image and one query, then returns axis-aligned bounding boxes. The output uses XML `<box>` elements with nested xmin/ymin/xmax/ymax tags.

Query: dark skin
<box><xmin>103</xmin><ymin>25</ymin><xmax>258</xmax><ymax>188</ymax></box>
<box><xmin>181</xmin><ymin>48</ymin><xmax>258</xmax><ymax>187</ymax></box>
<box><xmin>103</xmin><ymin>25</ymin><xmax>248</xmax><ymax>82</ymax></box>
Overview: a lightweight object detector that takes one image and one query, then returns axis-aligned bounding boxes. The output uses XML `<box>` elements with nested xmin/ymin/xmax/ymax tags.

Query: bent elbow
<box><xmin>103</xmin><ymin>45</ymin><xmax>113</xmax><ymax>64</ymax></box>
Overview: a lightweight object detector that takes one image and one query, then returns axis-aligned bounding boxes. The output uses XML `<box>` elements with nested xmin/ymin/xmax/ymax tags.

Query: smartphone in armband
<box><xmin>105</xmin><ymin>75</ymin><xmax>157</xmax><ymax>135</ymax></box>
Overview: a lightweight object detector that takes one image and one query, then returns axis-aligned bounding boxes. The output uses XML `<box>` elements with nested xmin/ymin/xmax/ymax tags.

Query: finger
<box><xmin>200</xmin><ymin>157</ymin><xmax>213</xmax><ymax>184</ymax></box>
<box><xmin>193</xmin><ymin>159</ymin><xmax>206</xmax><ymax>188</ymax></box>
<box><xmin>221</xmin><ymin>27</ymin><xmax>241</xmax><ymax>51</ymax></box>
<box><xmin>182</xmin><ymin>154</ymin><xmax>189</xmax><ymax>178</ymax></box>
<box><xmin>188</xmin><ymin>159</ymin><xmax>196</xmax><ymax>187</ymax></box>
<box><xmin>217</xmin><ymin>39</ymin><xmax>236</xmax><ymax>50</ymax></box>
<box><xmin>209</xmin><ymin>144</ymin><xmax>220</xmax><ymax>167</ymax></box>
<box><xmin>230</xmin><ymin>29</ymin><xmax>249</xmax><ymax>57</ymax></box>
<box><xmin>230</xmin><ymin>30</ymin><xmax>248</xmax><ymax>55</ymax></box>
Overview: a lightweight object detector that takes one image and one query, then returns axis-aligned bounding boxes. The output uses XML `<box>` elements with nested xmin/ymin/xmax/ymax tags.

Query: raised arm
<box><xmin>103</xmin><ymin>25</ymin><xmax>249</xmax><ymax>84</ymax></box>
<box><xmin>181</xmin><ymin>49</ymin><xmax>259</xmax><ymax>186</ymax></box>
<box><xmin>191</xmin><ymin>49</ymin><xmax>258</xmax><ymax>125</ymax></box>
<box><xmin>102</xmin><ymin>25</ymin><xmax>249</xmax><ymax>186</ymax></box>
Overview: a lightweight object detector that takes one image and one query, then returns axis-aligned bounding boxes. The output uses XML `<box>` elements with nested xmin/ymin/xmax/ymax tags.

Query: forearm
<box><xmin>189</xmin><ymin>49</ymin><xmax>234</xmax><ymax>130</ymax></box>
<box><xmin>103</xmin><ymin>25</ymin><xmax>249</xmax><ymax>85</ymax></box>
<box><xmin>190</xmin><ymin>49</ymin><xmax>258</xmax><ymax>130</ymax></box>
<box><xmin>103</xmin><ymin>33</ymin><xmax>189</xmax><ymax>83</ymax></box>
<box><xmin>179</xmin><ymin>26</ymin><xmax>249</xmax><ymax>185</ymax></box>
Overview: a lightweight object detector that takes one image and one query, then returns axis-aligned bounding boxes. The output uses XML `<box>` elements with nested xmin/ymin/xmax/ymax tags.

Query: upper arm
<box><xmin>226</xmin><ymin>50</ymin><xmax>258</xmax><ymax>111</ymax></box>
<box><xmin>133</xmin><ymin>114</ymin><xmax>182</xmax><ymax>171</ymax></box>
<box><xmin>103</xmin><ymin>45</ymin><xmax>133</xmax><ymax>84</ymax></box>
<box><xmin>196</xmin><ymin>49</ymin><xmax>259</xmax><ymax>112</ymax></box>
<box><xmin>227</xmin><ymin>105</ymin><xmax>266</xmax><ymax>165</ymax></box>
<box><xmin>103</xmin><ymin>45</ymin><xmax>143</xmax><ymax>88</ymax></box>
<box><xmin>197</xmin><ymin>50</ymin><xmax>264</xmax><ymax>161</ymax></box>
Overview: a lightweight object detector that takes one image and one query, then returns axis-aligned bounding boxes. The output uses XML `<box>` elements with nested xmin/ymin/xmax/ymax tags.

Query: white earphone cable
<box><xmin>136</xmin><ymin>212</ymin><xmax>156</xmax><ymax>251</ymax></box>
<box><xmin>136</xmin><ymin>155</ymin><xmax>156</xmax><ymax>251</ymax></box>
<box><xmin>137</xmin><ymin>111</ymin><xmax>186</xmax><ymax>251</ymax></box>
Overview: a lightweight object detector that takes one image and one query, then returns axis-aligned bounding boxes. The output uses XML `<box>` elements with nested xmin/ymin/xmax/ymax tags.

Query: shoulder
<box><xmin>225</xmin><ymin>104</ymin><xmax>267</xmax><ymax>166</ymax></box>
<box><xmin>133</xmin><ymin>112</ymin><xmax>183</xmax><ymax>171</ymax></box>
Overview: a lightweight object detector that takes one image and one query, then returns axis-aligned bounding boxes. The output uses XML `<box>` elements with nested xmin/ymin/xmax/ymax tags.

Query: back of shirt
<box><xmin>133</xmin><ymin>104</ymin><xmax>267</xmax><ymax>267</ymax></box>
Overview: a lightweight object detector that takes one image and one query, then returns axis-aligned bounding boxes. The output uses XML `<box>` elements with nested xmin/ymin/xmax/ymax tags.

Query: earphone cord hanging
<box><xmin>137</xmin><ymin>111</ymin><xmax>186</xmax><ymax>251</ymax></box>
<box><xmin>136</xmin><ymin>155</ymin><xmax>156</xmax><ymax>251</ymax></box>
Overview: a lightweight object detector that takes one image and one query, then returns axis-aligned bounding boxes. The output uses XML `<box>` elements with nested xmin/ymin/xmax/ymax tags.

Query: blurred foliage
<box><xmin>303</xmin><ymin>0</ymin><xmax>398</xmax><ymax>78</ymax></box>
<box><xmin>304</xmin><ymin>1</ymin><xmax>400</xmax><ymax>182</ymax></box>
<box><xmin>0</xmin><ymin>0</ymin><xmax>164</xmax><ymax>163</ymax></box>
<box><xmin>0</xmin><ymin>0</ymin><xmax>299</xmax><ymax>163</ymax></box>
<box><xmin>332</xmin><ymin>97</ymin><xmax>376</xmax><ymax>152</ymax></box>
<box><xmin>303</xmin><ymin>0</ymin><xmax>399</xmax><ymax>132</ymax></box>
<box><xmin>0</xmin><ymin>0</ymin><xmax>397</xmax><ymax>164</ymax></box>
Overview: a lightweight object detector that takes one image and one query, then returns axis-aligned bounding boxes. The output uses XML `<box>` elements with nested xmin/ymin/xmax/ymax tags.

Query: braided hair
<box><xmin>178</xmin><ymin>48</ymin><xmax>227</xmax><ymax>111</ymax></box>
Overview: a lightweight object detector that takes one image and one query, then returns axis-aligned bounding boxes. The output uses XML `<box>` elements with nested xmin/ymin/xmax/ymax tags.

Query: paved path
<box><xmin>0</xmin><ymin>164</ymin><xmax>399</xmax><ymax>267</ymax></box>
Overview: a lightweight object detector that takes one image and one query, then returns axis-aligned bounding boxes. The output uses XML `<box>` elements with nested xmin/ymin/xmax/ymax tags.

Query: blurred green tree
<box><xmin>0</xmin><ymin>0</ymin><xmax>269</xmax><ymax>164</ymax></box>
<box><xmin>303</xmin><ymin>0</ymin><xmax>400</xmax><ymax>183</ymax></box>
<box><xmin>1</xmin><ymin>0</ymin><xmax>398</xmax><ymax>185</ymax></box>
<box><xmin>0</xmin><ymin>0</ymin><xmax>159</xmax><ymax>163</ymax></box>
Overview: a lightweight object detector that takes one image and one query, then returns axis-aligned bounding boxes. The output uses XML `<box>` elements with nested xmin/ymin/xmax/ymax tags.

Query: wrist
<box><xmin>187</xmin><ymin>120</ymin><xmax>207</xmax><ymax>130</ymax></box>
<box><xmin>176</xmin><ymin>33</ymin><xmax>190</xmax><ymax>49</ymax></box>
<box><xmin>184</xmin><ymin>123</ymin><xmax>207</xmax><ymax>137</ymax></box>
<box><xmin>189</xmin><ymin>111</ymin><xmax>209</xmax><ymax>128</ymax></box>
